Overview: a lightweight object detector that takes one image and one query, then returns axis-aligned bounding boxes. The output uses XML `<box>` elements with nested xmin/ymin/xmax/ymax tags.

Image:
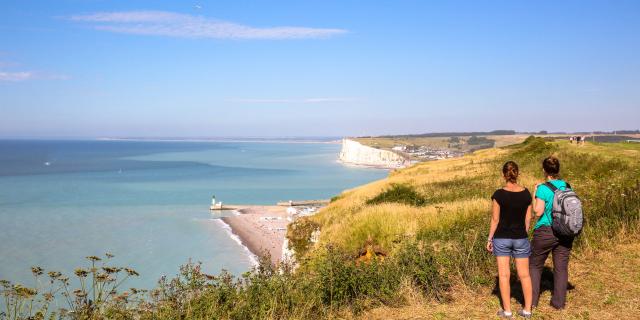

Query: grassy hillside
<box><xmin>291</xmin><ymin>137</ymin><xmax>640</xmax><ymax>317</ymax></box>
<box><xmin>310</xmin><ymin>137</ymin><xmax>639</xmax><ymax>255</ymax></box>
<box><xmin>3</xmin><ymin>137</ymin><xmax>639</xmax><ymax>319</ymax></box>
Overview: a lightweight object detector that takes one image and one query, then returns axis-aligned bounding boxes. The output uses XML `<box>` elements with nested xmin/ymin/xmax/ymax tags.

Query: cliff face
<box><xmin>339</xmin><ymin>139</ymin><xmax>409</xmax><ymax>168</ymax></box>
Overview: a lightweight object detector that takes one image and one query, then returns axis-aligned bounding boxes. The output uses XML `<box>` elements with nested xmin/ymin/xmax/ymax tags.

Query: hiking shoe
<box><xmin>517</xmin><ymin>309</ymin><xmax>532</xmax><ymax>318</ymax></box>
<box><xmin>496</xmin><ymin>310</ymin><xmax>513</xmax><ymax>319</ymax></box>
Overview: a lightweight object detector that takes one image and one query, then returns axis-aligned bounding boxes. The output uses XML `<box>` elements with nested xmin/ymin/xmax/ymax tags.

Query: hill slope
<box><xmin>289</xmin><ymin>137</ymin><xmax>640</xmax><ymax>318</ymax></box>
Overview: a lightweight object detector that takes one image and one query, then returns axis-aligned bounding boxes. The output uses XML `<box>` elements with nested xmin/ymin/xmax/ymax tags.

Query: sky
<box><xmin>0</xmin><ymin>0</ymin><xmax>639</xmax><ymax>138</ymax></box>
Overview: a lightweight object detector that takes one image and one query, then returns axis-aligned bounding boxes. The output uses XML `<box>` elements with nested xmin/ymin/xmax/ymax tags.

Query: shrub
<box><xmin>366</xmin><ymin>183</ymin><xmax>427</xmax><ymax>207</ymax></box>
<box><xmin>395</xmin><ymin>241</ymin><xmax>449</xmax><ymax>300</ymax></box>
<box><xmin>286</xmin><ymin>218</ymin><xmax>320</xmax><ymax>259</ymax></box>
<box><xmin>0</xmin><ymin>254</ymin><xmax>143</xmax><ymax>320</ymax></box>
<box><xmin>467</xmin><ymin>136</ymin><xmax>494</xmax><ymax>146</ymax></box>
<box><xmin>314</xmin><ymin>246</ymin><xmax>402</xmax><ymax>313</ymax></box>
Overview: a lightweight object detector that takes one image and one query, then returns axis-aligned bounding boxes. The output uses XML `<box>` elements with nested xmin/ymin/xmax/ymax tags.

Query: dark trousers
<box><xmin>529</xmin><ymin>226</ymin><xmax>574</xmax><ymax>309</ymax></box>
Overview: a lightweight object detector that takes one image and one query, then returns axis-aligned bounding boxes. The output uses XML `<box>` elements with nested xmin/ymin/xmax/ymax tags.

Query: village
<box><xmin>391</xmin><ymin>144</ymin><xmax>465</xmax><ymax>161</ymax></box>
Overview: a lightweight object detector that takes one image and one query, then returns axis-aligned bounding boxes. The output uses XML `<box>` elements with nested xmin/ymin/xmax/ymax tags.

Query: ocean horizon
<box><xmin>0</xmin><ymin>139</ymin><xmax>387</xmax><ymax>289</ymax></box>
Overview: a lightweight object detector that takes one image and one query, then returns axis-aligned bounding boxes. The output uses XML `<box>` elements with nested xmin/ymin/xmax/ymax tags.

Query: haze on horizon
<box><xmin>1</xmin><ymin>0</ymin><xmax>639</xmax><ymax>138</ymax></box>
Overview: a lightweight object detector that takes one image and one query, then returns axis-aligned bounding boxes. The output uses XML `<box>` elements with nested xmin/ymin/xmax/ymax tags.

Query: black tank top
<box><xmin>491</xmin><ymin>188</ymin><xmax>532</xmax><ymax>239</ymax></box>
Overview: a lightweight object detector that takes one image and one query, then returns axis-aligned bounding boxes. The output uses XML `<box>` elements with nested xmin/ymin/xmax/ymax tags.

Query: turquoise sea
<box><xmin>0</xmin><ymin>140</ymin><xmax>387</xmax><ymax>289</ymax></box>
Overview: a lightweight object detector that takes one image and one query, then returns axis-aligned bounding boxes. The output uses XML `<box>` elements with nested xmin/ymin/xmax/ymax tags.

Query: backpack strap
<box><xmin>544</xmin><ymin>181</ymin><xmax>571</xmax><ymax>191</ymax></box>
<box><xmin>544</xmin><ymin>181</ymin><xmax>558</xmax><ymax>192</ymax></box>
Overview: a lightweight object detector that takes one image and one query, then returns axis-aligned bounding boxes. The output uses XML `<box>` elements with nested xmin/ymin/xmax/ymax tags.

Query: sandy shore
<box><xmin>220</xmin><ymin>205</ymin><xmax>290</xmax><ymax>265</ymax></box>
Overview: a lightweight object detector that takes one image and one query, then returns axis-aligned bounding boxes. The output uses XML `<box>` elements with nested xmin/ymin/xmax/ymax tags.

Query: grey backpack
<box><xmin>544</xmin><ymin>182</ymin><xmax>584</xmax><ymax>237</ymax></box>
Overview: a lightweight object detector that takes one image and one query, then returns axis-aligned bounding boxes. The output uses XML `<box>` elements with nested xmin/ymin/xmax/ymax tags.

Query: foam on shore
<box><xmin>213</xmin><ymin>215</ymin><xmax>259</xmax><ymax>267</ymax></box>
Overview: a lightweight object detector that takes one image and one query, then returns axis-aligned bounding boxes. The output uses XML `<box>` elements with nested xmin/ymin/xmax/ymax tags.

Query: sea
<box><xmin>0</xmin><ymin>139</ymin><xmax>387</xmax><ymax>289</ymax></box>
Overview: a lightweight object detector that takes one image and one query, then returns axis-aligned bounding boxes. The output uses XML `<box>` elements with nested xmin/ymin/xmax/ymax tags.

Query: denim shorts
<box><xmin>492</xmin><ymin>238</ymin><xmax>531</xmax><ymax>258</ymax></box>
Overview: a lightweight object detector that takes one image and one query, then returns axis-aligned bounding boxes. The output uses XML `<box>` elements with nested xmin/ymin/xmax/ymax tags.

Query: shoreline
<box><xmin>336</xmin><ymin>159</ymin><xmax>403</xmax><ymax>170</ymax></box>
<box><xmin>217</xmin><ymin>205</ymin><xmax>291</xmax><ymax>265</ymax></box>
<box><xmin>214</xmin><ymin>217</ymin><xmax>259</xmax><ymax>266</ymax></box>
<box><xmin>98</xmin><ymin>138</ymin><xmax>342</xmax><ymax>144</ymax></box>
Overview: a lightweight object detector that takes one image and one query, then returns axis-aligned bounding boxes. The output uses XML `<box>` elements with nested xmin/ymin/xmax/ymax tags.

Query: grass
<box><xmin>353</xmin><ymin>137</ymin><xmax>452</xmax><ymax>149</ymax></box>
<box><xmin>359</xmin><ymin>241</ymin><xmax>640</xmax><ymax>319</ymax></box>
<box><xmin>365</xmin><ymin>184</ymin><xmax>428</xmax><ymax>207</ymax></box>
<box><xmin>303</xmin><ymin>136</ymin><xmax>640</xmax><ymax>313</ymax></box>
<box><xmin>2</xmin><ymin>137</ymin><xmax>639</xmax><ymax>319</ymax></box>
<box><xmin>311</xmin><ymin>137</ymin><xmax>640</xmax><ymax>256</ymax></box>
<box><xmin>354</xmin><ymin>134</ymin><xmax>532</xmax><ymax>153</ymax></box>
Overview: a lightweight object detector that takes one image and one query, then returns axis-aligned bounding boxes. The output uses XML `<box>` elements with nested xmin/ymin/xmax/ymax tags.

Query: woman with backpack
<box><xmin>530</xmin><ymin>156</ymin><xmax>576</xmax><ymax>310</ymax></box>
<box><xmin>487</xmin><ymin>161</ymin><xmax>533</xmax><ymax>319</ymax></box>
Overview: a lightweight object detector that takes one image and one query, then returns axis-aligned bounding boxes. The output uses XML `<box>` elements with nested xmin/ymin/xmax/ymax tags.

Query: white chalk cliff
<box><xmin>339</xmin><ymin>139</ymin><xmax>409</xmax><ymax>168</ymax></box>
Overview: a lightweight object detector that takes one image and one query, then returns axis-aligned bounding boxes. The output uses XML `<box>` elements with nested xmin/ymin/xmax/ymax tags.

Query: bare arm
<box><xmin>533</xmin><ymin>184</ymin><xmax>545</xmax><ymax>217</ymax></box>
<box><xmin>487</xmin><ymin>199</ymin><xmax>500</xmax><ymax>252</ymax></box>
<box><xmin>534</xmin><ymin>197</ymin><xmax>545</xmax><ymax>217</ymax></box>
<box><xmin>525</xmin><ymin>204</ymin><xmax>532</xmax><ymax>232</ymax></box>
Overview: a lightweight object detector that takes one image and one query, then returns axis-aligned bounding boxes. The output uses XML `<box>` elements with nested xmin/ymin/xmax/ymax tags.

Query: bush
<box><xmin>287</xmin><ymin>218</ymin><xmax>320</xmax><ymax>259</ymax></box>
<box><xmin>366</xmin><ymin>184</ymin><xmax>427</xmax><ymax>207</ymax></box>
<box><xmin>0</xmin><ymin>254</ymin><xmax>143</xmax><ymax>320</ymax></box>
<box><xmin>314</xmin><ymin>246</ymin><xmax>402</xmax><ymax>313</ymax></box>
<box><xmin>466</xmin><ymin>136</ymin><xmax>493</xmax><ymax>145</ymax></box>
<box><xmin>395</xmin><ymin>241</ymin><xmax>449</xmax><ymax>300</ymax></box>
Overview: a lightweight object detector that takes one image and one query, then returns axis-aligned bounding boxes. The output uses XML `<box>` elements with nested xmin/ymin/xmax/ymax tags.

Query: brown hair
<box><xmin>502</xmin><ymin>161</ymin><xmax>519</xmax><ymax>183</ymax></box>
<box><xmin>542</xmin><ymin>156</ymin><xmax>560</xmax><ymax>178</ymax></box>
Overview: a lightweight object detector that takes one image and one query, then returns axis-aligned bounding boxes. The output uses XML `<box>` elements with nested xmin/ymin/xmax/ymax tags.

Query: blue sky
<box><xmin>1</xmin><ymin>0</ymin><xmax>638</xmax><ymax>138</ymax></box>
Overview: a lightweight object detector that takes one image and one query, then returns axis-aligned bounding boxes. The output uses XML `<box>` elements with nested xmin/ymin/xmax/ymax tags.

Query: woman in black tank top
<box><xmin>487</xmin><ymin>161</ymin><xmax>533</xmax><ymax>318</ymax></box>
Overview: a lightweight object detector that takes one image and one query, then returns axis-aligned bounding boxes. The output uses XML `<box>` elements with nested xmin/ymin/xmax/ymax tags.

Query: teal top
<box><xmin>534</xmin><ymin>179</ymin><xmax>567</xmax><ymax>230</ymax></box>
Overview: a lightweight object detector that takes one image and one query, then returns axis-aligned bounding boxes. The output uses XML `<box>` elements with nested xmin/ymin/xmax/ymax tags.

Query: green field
<box><xmin>354</xmin><ymin>134</ymin><xmax>531</xmax><ymax>157</ymax></box>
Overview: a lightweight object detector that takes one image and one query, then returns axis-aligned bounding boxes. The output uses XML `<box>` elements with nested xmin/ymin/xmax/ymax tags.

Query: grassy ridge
<box><xmin>311</xmin><ymin>137</ymin><xmax>639</xmax><ymax>251</ymax></box>
<box><xmin>3</xmin><ymin>138</ymin><xmax>639</xmax><ymax>319</ymax></box>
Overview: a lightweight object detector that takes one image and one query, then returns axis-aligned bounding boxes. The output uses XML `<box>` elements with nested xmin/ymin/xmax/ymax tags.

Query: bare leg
<box><xmin>515</xmin><ymin>257</ymin><xmax>532</xmax><ymax>312</ymax></box>
<box><xmin>497</xmin><ymin>256</ymin><xmax>512</xmax><ymax>312</ymax></box>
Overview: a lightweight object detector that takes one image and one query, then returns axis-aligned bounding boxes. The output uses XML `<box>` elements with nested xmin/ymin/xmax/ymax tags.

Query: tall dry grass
<box><xmin>304</xmin><ymin>136</ymin><xmax>640</xmax><ymax>288</ymax></box>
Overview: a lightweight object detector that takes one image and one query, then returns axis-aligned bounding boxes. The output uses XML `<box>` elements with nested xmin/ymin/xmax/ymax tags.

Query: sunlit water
<box><xmin>0</xmin><ymin>140</ymin><xmax>387</xmax><ymax>289</ymax></box>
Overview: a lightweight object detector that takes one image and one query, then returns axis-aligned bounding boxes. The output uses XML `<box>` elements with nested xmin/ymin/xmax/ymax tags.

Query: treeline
<box><xmin>360</xmin><ymin>129</ymin><xmax>639</xmax><ymax>139</ymax></box>
<box><xmin>363</xmin><ymin>130</ymin><xmax>516</xmax><ymax>138</ymax></box>
<box><xmin>521</xmin><ymin>129</ymin><xmax>640</xmax><ymax>135</ymax></box>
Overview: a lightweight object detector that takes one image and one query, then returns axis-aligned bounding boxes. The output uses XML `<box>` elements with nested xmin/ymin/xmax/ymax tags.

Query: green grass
<box><xmin>366</xmin><ymin>183</ymin><xmax>428</xmax><ymax>207</ymax></box>
<box><xmin>2</xmin><ymin>137</ymin><xmax>639</xmax><ymax>319</ymax></box>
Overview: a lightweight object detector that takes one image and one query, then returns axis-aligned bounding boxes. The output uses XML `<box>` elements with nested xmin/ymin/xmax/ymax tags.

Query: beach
<box><xmin>220</xmin><ymin>205</ymin><xmax>292</xmax><ymax>265</ymax></box>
